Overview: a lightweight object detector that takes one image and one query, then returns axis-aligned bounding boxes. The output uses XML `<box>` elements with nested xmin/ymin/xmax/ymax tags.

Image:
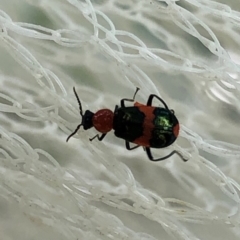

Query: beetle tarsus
<box><xmin>120</xmin><ymin>87</ymin><xmax>140</xmax><ymax>107</ymax></box>
<box><xmin>146</xmin><ymin>148</ymin><xmax>187</xmax><ymax>162</ymax></box>
<box><xmin>147</xmin><ymin>94</ymin><xmax>169</xmax><ymax>110</ymax></box>
<box><xmin>89</xmin><ymin>133</ymin><xmax>106</xmax><ymax>142</ymax></box>
<box><xmin>125</xmin><ymin>141</ymin><xmax>140</xmax><ymax>150</ymax></box>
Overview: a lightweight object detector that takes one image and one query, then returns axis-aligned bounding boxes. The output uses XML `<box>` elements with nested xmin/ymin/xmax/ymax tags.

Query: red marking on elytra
<box><xmin>134</xmin><ymin>102</ymin><xmax>145</xmax><ymax>107</ymax></box>
<box><xmin>173</xmin><ymin>123</ymin><xmax>179</xmax><ymax>138</ymax></box>
<box><xmin>133</xmin><ymin>104</ymin><xmax>155</xmax><ymax>147</ymax></box>
<box><xmin>92</xmin><ymin>109</ymin><xmax>114</xmax><ymax>133</ymax></box>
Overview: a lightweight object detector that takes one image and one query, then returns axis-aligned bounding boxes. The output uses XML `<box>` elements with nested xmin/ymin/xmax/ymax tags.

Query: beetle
<box><xmin>66</xmin><ymin>87</ymin><xmax>187</xmax><ymax>162</ymax></box>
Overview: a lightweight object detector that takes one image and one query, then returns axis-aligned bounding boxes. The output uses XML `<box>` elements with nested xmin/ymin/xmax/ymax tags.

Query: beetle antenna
<box><xmin>66</xmin><ymin>124</ymin><xmax>82</xmax><ymax>142</ymax></box>
<box><xmin>66</xmin><ymin>87</ymin><xmax>84</xmax><ymax>142</ymax></box>
<box><xmin>73</xmin><ymin>87</ymin><xmax>83</xmax><ymax>117</ymax></box>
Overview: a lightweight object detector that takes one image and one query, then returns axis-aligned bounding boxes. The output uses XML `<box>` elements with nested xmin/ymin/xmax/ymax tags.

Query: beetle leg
<box><xmin>120</xmin><ymin>87</ymin><xmax>140</xmax><ymax>107</ymax></box>
<box><xmin>125</xmin><ymin>141</ymin><xmax>140</xmax><ymax>150</ymax></box>
<box><xmin>89</xmin><ymin>133</ymin><xmax>107</xmax><ymax>142</ymax></box>
<box><xmin>114</xmin><ymin>105</ymin><xmax>119</xmax><ymax>114</ymax></box>
<box><xmin>146</xmin><ymin>148</ymin><xmax>188</xmax><ymax>162</ymax></box>
<box><xmin>147</xmin><ymin>94</ymin><xmax>169</xmax><ymax>110</ymax></box>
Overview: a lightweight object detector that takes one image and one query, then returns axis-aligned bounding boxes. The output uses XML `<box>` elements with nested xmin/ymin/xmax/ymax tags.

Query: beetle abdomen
<box><xmin>113</xmin><ymin>107</ymin><xmax>145</xmax><ymax>142</ymax></box>
<box><xmin>149</xmin><ymin>108</ymin><xmax>179</xmax><ymax>148</ymax></box>
<box><xmin>113</xmin><ymin>106</ymin><xmax>179</xmax><ymax>148</ymax></box>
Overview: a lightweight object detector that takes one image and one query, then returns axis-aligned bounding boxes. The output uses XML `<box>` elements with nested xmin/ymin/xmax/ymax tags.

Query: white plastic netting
<box><xmin>0</xmin><ymin>0</ymin><xmax>240</xmax><ymax>239</ymax></box>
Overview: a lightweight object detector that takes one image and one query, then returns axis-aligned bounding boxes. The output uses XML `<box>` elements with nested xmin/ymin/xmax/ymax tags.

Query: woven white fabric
<box><xmin>0</xmin><ymin>1</ymin><xmax>240</xmax><ymax>239</ymax></box>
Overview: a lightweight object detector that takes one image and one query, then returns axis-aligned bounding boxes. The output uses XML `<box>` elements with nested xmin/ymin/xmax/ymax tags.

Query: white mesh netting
<box><xmin>0</xmin><ymin>0</ymin><xmax>240</xmax><ymax>239</ymax></box>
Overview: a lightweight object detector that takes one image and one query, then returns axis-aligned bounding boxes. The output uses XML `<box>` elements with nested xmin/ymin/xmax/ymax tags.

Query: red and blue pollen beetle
<box><xmin>67</xmin><ymin>87</ymin><xmax>187</xmax><ymax>162</ymax></box>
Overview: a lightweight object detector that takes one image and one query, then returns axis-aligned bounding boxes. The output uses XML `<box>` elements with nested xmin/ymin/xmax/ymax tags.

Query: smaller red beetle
<box><xmin>67</xmin><ymin>87</ymin><xmax>187</xmax><ymax>162</ymax></box>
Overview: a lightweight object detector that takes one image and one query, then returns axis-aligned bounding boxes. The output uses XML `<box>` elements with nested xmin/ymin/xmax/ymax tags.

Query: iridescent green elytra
<box><xmin>150</xmin><ymin>108</ymin><xmax>179</xmax><ymax>148</ymax></box>
<box><xmin>113</xmin><ymin>107</ymin><xmax>179</xmax><ymax>149</ymax></box>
